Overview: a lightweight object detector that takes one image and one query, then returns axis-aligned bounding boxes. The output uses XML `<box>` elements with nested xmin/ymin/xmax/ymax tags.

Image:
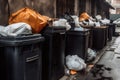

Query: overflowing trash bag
<box><xmin>95</xmin><ymin>15</ymin><xmax>102</xmax><ymax>21</ymax></box>
<box><xmin>63</xmin><ymin>12</ymin><xmax>76</xmax><ymax>30</ymax></box>
<box><xmin>100</xmin><ymin>18</ymin><xmax>110</xmax><ymax>25</ymax></box>
<box><xmin>0</xmin><ymin>22</ymin><xmax>32</xmax><ymax>37</ymax></box>
<box><xmin>74</xmin><ymin>27</ymin><xmax>85</xmax><ymax>31</ymax></box>
<box><xmin>79</xmin><ymin>13</ymin><xmax>101</xmax><ymax>27</ymax></box>
<box><xmin>87</xmin><ymin>48</ymin><xmax>97</xmax><ymax>62</ymax></box>
<box><xmin>79</xmin><ymin>12</ymin><xmax>90</xmax><ymax>22</ymax></box>
<box><xmin>88</xmin><ymin>19</ymin><xmax>95</xmax><ymax>26</ymax></box>
<box><xmin>71</xmin><ymin>15</ymin><xmax>80</xmax><ymax>27</ymax></box>
<box><xmin>9</xmin><ymin>7</ymin><xmax>50</xmax><ymax>33</ymax></box>
<box><xmin>94</xmin><ymin>21</ymin><xmax>101</xmax><ymax>27</ymax></box>
<box><xmin>66</xmin><ymin>55</ymin><xmax>86</xmax><ymax>71</ymax></box>
<box><xmin>79</xmin><ymin>14</ymin><xmax>111</xmax><ymax>28</ymax></box>
<box><xmin>52</xmin><ymin>19</ymin><xmax>71</xmax><ymax>30</ymax></box>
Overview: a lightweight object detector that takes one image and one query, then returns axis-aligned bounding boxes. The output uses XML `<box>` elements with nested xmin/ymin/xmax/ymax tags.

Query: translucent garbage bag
<box><xmin>0</xmin><ymin>22</ymin><xmax>32</xmax><ymax>37</ymax></box>
<box><xmin>66</xmin><ymin>55</ymin><xmax>86</xmax><ymax>71</ymax></box>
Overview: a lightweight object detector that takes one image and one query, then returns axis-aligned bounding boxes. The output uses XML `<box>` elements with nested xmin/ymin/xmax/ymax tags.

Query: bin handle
<box><xmin>26</xmin><ymin>55</ymin><xmax>39</xmax><ymax>62</ymax></box>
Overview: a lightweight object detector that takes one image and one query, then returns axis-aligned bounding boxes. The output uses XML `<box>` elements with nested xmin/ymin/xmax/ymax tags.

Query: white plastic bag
<box><xmin>100</xmin><ymin>18</ymin><xmax>110</xmax><ymax>25</ymax></box>
<box><xmin>74</xmin><ymin>27</ymin><xmax>84</xmax><ymax>31</ymax></box>
<box><xmin>0</xmin><ymin>22</ymin><xmax>32</xmax><ymax>37</ymax></box>
<box><xmin>95</xmin><ymin>15</ymin><xmax>102</xmax><ymax>21</ymax></box>
<box><xmin>88</xmin><ymin>19</ymin><xmax>95</xmax><ymax>26</ymax></box>
<box><xmin>95</xmin><ymin>22</ymin><xmax>101</xmax><ymax>27</ymax></box>
<box><xmin>71</xmin><ymin>15</ymin><xmax>80</xmax><ymax>27</ymax></box>
<box><xmin>87</xmin><ymin>48</ymin><xmax>96</xmax><ymax>61</ymax></box>
<box><xmin>82</xmin><ymin>20</ymin><xmax>89</xmax><ymax>25</ymax></box>
<box><xmin>66</xmin><ymin>55</ymin><xmax>86</xmax><ymax>71</ymax></box>
<box><xmin>53</xmin><ymin>19</ymin><xmax>71</xmax><ymax>30</ymax></box>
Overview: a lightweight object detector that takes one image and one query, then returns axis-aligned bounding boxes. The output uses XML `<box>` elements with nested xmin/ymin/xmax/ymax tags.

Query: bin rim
<box><xmin>42</xmin><ymin>26</ymin><xmax>66</xmax><ymax>34</ymax></box>
<box><xmin>66</xmin><ymin>30</ymin><xmax>90</xmax><ymax>36</ymax></box>
<box><xmin>0</xmin><ymin>34</ymin><xmax>44</xmax><ymax>46</ymax></box>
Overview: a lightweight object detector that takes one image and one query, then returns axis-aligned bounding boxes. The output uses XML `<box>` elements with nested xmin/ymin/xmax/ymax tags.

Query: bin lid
<box><xmin>74</xmin><ymin>27</ymin><xmax>89</xmax><ymax>31</ymax></box>
<box><xmin>66</xmin><ymin>28</ymin><xmax>90</xmax><ymax>36</ymax></box>
<box><xmin>0</xmin><ymin>34</ymin><xmax>44</xmax><ymax>46</ymax></box>
<box><xmin>94</xmin><ymin>26</ymin><xmax>108</xmax><ymax>29</ymax></box>
<box><xmin>106</xmin><ymin>23</ymin><xmax>116</xmax><ymax>26</ymax></box>
<box><xmin>42</xmin><ymin>26</ymin><xmax>66</xmax><ymax>34</ymax></box>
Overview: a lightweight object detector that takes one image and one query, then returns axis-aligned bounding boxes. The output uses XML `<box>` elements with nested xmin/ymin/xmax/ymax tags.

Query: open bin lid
<box><xmin>0</xmin><ymin>34</ymin><xmax>44</xmax><ymax>46</ymax></box>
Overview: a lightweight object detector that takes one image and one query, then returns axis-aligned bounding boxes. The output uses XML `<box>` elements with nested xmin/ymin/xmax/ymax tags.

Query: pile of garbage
<box><xmin>0</xmin><ymin>7</ymin><xmax>51</xmax><ymax>37</ymax></box>
<box><xmin>66</xmin><ymin>55</ymin><xmax>86</xmax><ymax>71</ymax></box>
<box><xmin>0</xmin><ymin>8</ymin><xmax>112</xmax><ymax>37</ymax></box>
<box><xmin>79</xmin><ymin>12</ymin><xmax>111</xmax><ymax>27</ymax></box>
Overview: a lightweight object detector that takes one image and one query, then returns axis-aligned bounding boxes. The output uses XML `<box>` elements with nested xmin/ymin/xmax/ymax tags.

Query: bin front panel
<box><xmin>42</xmin><ymin>32</ymin><xmax>65</xmax><ymax>80</ymax></box>
<box><xmin>1</xmin><ymin>42</ymin><xmax>42</xmax><ymax>80</ymax></box>
<box><xmin>65</xmin><ymin>31</ymin><xmax>89</xmax><ymax>61</ymax></box>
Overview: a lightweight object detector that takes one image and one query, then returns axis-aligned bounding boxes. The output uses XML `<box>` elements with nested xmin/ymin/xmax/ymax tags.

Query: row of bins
<box><xmin>92</xmin><ymin>26</ymin><xmax>108</xmax><ymax>50</ymax></box>
<box><xmin>0</xmin><ymin>24</ymin><xmax>116</xmax><ymax>80</ymax></box>
<box><xmin>83</xmin><ymin>26</ymin><xmax>108</xmax><ymax>50</ymax></box>
<box><xmin>83</xmin><ymin>24</ymin><xmax>116</xmax><ymax>51</ymax></box>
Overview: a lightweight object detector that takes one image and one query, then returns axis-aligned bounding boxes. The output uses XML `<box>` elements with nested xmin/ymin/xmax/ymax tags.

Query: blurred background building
<box><xmin>110</xmin><ymin>0</ymin><xmax>120</xmax><ymax>14</ymax></box>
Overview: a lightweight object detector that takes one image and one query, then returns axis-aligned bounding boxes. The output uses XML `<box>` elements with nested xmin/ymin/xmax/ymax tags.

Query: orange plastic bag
<box><xmin>9</xmin><ymin>7</ymin><xmax>50</xmax><ymax>33</ymax></box>
<box><xmin>79</xmin><ymin>12</ymin><xmax>90</xmax><ymax>21</ymax></box>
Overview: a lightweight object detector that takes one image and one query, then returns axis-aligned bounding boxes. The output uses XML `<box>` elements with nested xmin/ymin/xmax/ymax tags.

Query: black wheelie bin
<box><xmin>92</xmin><ymin>26</ymin><xmax>108</xmax><ymax>50</ymax></box>
<box><xmin>42</xmin><ymin>26</ymin><xmax>66</xmax><ymax>80</ymax></box>
<box><xmin>111</xmin><ymin>23</ymin><xmax>117</xmax><ymax>36</ymax></box>
<box><xmin>63</xmin><ymin>13</ymin><xmax>90</xmax><ymax>61</ymax></box>
<box><xmin>82</xmin><ymin>26</ymin><xmax>94</xmax><ymax>49</ymax></box>
<box><xmin>106</xmin><ymin>23</ymin><xmax>114</xmax><ymax>41</ymax></box>
<box><xmin>65</xmin><ymin>28</ymin><xmax>90</xmax><ymax>61</ymax></box>
<box><xmin>0</xmin><ymin>34</ymin><xmax>44</xmax><ymax>80</ymax></box>
<box><xmin>107</xmin><ymin>23</ymin><xmax>118</xmax><ymax>39</ymax></box>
